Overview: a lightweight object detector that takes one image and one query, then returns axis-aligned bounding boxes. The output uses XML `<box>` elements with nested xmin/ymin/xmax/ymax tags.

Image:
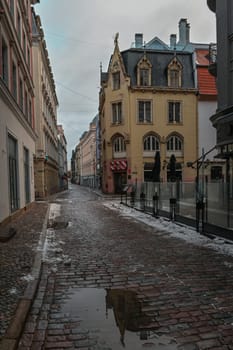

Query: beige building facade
<box><xmin>78</xmin><ymin>116</ymin><xmax>97</xmax><ymax>187</ymax></box>
<box><xmin>100</xmin><ymin>35</ymin><xmax>197</xmax><ymax>194</ymax></box>
<box><xmin>0</xmin><ymin>0</ymin><xmax>38</xmax><ymax>224</ymax></box>
<box><xmin>32</xmin><ymin>12</ymin><xmax>59</xmax><ymax>199</ymax></box>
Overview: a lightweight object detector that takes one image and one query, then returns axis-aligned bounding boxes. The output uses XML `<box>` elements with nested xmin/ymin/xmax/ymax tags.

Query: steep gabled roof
<box><xmin>196</xmin><ymin>49</ymin><xmax>217</xmax><ymax>96</ymax></box>
<box><xmin>145</xmin><ymin>36</ymin><xmax>170</xmax><ymax>50</ymax></box>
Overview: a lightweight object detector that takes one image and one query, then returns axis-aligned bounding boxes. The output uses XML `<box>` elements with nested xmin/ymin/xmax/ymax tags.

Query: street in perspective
<box><xmin>1</xmin><ymin>0</ymin><xmax>233</xmax><ymax>349</ymax></box>
<box><xmin>1</xmin><ymin>184</ymin><xmax>233</xmax><ymax>349</ymax></box>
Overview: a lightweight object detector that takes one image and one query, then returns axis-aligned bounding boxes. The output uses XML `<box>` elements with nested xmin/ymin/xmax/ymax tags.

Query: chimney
<box><xmin>170</xmin><ymin>34</ymin><xmax>177</xmax><ymax>49</ymax></box>
<box><xmin>178</xmin><ymin>18</ymin><xmax>190</xmax><ymax>46</ymax></box>
<box><xmin>135</xmin><ymin>33</ymin><xmax>143</xmax><ymax>48</ymax></box>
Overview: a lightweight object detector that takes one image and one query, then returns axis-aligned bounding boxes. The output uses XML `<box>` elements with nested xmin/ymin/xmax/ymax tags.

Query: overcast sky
<box><xmin>35</xmin><ymin>0</ymin><xmax>216</xmax><ymax>163</ymax></box>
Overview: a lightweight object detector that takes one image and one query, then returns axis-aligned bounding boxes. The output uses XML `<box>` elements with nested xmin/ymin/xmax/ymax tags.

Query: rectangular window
<box><xmin>19</xmin><ymin>79</ymin><xmax>24</xmax><ymax>111</ymax></box>
<box><xmin>12</xmin><ymin>63</ymin><xmax>17</xmax><ymax>99</ymax></box>
<box><xmin>168</xmin><ymin>101</ymin><xmax>181</xmax><ymax>123</ymax></box>
<box><xmin>23</xmin><ymin>31</ymin><xmax>26</xmax><ymax>57</ymax></box>
<box><xmin>112</xmin><ymin>102</ymin><xmax>122</xmax><ymax>124</ymax></box>
<box><xmin>25</xmin><ymin>90</ymin><xmax>28</xmax><ymax>119</ymax></box>
<box><xmin>2</xmin><ymin>39</ymin><xmax>8</xmax><ymax>85</ymax></box>
<box><xmin>140</xmin><ymin>69</ymin><xmax>149</xmax><ymax>86</ymax></box>
<box><xmin>8</xmin><ymin>134</ymin><xmax>19</xmax><ymax>212</ymax></box>
<box><xmin>29</xmin><ymin>99</ymin><xmax>32</xmax><ymax>125</ymax></box>
<box><xmin>17</xmin><ymin>11</ymin><xmax>21</xmax><ymax>44</ymax></box>
<box><xmin>112</xmin><ymin>72</ymin><xmax>120</xmax><ymax>90</ymax></box>
<box><xmin>24</xmin><ymin>147</ymin><xmax>30</xmax><ymax>204</ymax></box>
<box><xmin>27</xmin><ymin>47</ymin><xmax>30</xmax><ymax>71</ymax></box>
<box><xmin>10</xmin><ymin>0</ymin><xmax>15</xmax><ymax>20</ymax></box>
<box><xmin>138</xmin><ymin>100</ymin><xmax>152</xmax><ymax>123</ymax></box>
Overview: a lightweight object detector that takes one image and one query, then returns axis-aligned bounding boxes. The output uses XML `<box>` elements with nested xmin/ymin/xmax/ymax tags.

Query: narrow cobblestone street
<box><xmin>1</xmin><ymin>185</ymin><xmax>233</xmax><ymax>349</ymax></box>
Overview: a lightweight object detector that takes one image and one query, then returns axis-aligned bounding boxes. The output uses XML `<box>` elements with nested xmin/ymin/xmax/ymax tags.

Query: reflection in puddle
<box><xmin>62</xmin><ymin>288</ymin><xmax>178</xmax><ymax>349</ymax></box>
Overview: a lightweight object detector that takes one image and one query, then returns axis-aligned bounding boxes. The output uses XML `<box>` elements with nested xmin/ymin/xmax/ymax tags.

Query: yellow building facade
<box><xmin>99</xmin><ymin>35</ymin><xmax>197</xmax><ymax>194</ymax></box>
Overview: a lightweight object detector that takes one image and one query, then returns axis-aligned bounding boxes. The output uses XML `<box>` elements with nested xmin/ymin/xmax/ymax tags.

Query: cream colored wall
<box><xmin>80</xmin><ymin>130</ymin><xmax>96</xmax><ymax>178</ymax></box>
<box><xmin>102</xmin><ymin>86</ymin><xmax>197</xmax><ymax>191</ymax></box>
<box><xmin>0</xmin><ymin>100</ymin><xmax>35</xmax><ymax>223</ymax></box>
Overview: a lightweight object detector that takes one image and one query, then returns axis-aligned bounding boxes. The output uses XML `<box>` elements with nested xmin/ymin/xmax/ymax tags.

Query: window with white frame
<box><xmin>168</xmin><ymin>101</ymin><xmax>182</xmax><ymax>123</ymax></box>
<box><xmin>113</xmin><ymin>136</ymin><xmax>126</xmax><ymax>158</ymax></box>
<box><xmin>113</xmin><ymin>137</ymin><xmax>126</xmax><ymax>153</ymax></box>
<box><xmin>112</xmin><ymin>102</ymin><xmax>122</xmax><ymax>124</ymax></box>
<box><xmin>167</xmin><ymin>135</ymin><xmax>183</xmax><ymax>153</ymax></box>
<box><xmin>138</xmin><ymin>100</ymin><xmax>152</xmax><ymax>123</ymax></box>
<box><xmin>144</xmin><ymin>135</ymin><xmax>160</xmax><ymax>152</ymax></box>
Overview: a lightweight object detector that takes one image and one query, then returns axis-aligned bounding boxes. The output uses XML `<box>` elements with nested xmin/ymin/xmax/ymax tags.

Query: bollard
<box><xmin>130</xmin><ymin>190</ymin><xmax>135</xmax><ymax>207</ymax></box>
<box><xmin>152</xmin><ymin>193</ymin><xmax>159</xmax><ymax>218</ymax></box>
<box><xmin>169</xmin><ymin>197</ymin><xmax>176</xmax><ymax>221</ymax></box>
<box><xmin>140</xmin><ymin>192</ymin><xmax>146</xmax><ymax>211</ymax></box>
<box><xmin>196</xmin><ymin>200</ymin><xmax>205</xmax><ymax>232</ymax></box>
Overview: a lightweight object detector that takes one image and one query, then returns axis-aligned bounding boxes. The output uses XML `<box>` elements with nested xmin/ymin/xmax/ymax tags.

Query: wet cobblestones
<box><xmin>0</xmin><ymin>202</ymin><xmax>48</xmax><ymax>339</ymax></box>
<box><xmin>2</xmin><ymin>186</ymin><xmax>233</xmax><ymax>349</ymax></box>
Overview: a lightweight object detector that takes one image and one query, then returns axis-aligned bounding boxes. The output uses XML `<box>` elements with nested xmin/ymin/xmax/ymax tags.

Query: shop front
<box><xmin>110</xmin><ymin>160</ymin><xmax>128</xmax><ymax>194</ymax></box>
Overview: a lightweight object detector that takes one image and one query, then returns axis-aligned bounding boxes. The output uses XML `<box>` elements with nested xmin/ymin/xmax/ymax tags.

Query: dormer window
<box><xmin>112</xmin><ymin>71</ymin><xmax>120</xmax><ymax>90</ymax></box>
<box><xmin>137</xmin><ymin>54</ymin><xmax>152</xmax><ymax>86</ymax></box>
<box><xmin>140</xmin><ymin>69</ymin><xmax>149</xmax><ymax>86</ymax></box>
<box><xmin>168</xmin><ymin>57</ymin><xmax>182</xmax><ymax>88</ymax></box>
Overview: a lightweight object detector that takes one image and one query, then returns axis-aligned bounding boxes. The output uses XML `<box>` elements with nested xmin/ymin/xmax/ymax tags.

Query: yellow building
<box><xmin>99</xmin><ymin>34</ymin><xmax>197</xmax><ymax>194</ymax></box>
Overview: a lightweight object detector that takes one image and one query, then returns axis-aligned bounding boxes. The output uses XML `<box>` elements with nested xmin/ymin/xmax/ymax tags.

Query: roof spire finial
<box><xmin>114</xmin><ymin>32</ymin><xmax>119</xmax><ymax>46</ymax></box>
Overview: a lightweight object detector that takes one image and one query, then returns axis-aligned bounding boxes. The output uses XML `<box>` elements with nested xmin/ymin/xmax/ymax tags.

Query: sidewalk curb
<box><xmin>0</xmin><ymin>204</ymin><xmax>50</xmax><ymax>350</ymax></box>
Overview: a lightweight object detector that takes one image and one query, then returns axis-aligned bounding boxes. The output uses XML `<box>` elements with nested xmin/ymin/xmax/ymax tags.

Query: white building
<box><xmin>0</xmin><ymin>0</ymin><xmax>39</xmax><ymax>224</ymax></box>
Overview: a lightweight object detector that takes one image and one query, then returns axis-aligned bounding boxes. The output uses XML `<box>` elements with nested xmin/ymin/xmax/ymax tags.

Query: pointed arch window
<box><xmin>166</xmin><ymin>135</ymin><xmax>183</xmax><ymax>157</ymax></box>
<box><xmin>143</xmin><ymin>135</ymin><xmax>160</xmax><ymax>152</ymax></box>
<box><xmin>113</xmin><ymin>136</ymin><xmax>126</xmax><ymax>158</ymax></box>
<box><xmin>167</xmin><ymin>57</ymin><xmax>182</xmax><ymax>88</ymax></box>
<box><xmin>143</xmin><ymin>134</ymin><xmax>160</xmax><ymax>157</ymax></box>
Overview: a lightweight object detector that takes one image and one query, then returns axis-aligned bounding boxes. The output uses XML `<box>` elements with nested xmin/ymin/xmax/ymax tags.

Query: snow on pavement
<box><xmin>103</xmin><ymin>201</ymin><xmax>233</xmax><ymax>258</ymax></box>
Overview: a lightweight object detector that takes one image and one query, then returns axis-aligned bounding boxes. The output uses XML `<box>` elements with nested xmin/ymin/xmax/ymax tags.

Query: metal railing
<box><xmin>120</xmin><ymin>181</ymin><xmax>233</xmax><ymax>240</ymax></box>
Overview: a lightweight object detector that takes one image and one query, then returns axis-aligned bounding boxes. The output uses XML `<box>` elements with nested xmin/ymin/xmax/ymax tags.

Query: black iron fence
<box><xmin>120</xmin><ymin>181</ymin><xmax>233</xmax><ymax>241</ymax></box>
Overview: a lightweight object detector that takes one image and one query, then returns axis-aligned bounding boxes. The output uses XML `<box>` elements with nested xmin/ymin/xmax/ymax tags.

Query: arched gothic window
<box><xmin>144</xmin><ymin>135</ymin><xmax>160</xmax><ymax>151</ymax></box>
<box><xmin>167</xmin><ymin>57</ymin><xmax>182</xmax><ymax>88</ymax></box>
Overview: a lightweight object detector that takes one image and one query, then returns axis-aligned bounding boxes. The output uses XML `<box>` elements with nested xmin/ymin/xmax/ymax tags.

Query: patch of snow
<box><xmin>49</xmin><ymin>203</ymin><xmax>61</xmax><ymax>220</ymax></box>
<box><xmin>103</xmin><ymin>201</ymin><xmax>233</xmax><ymax>258</ymax></box>
<box><xmin>9</xmin><ymin>287</ymin><xmax>17</xmax><ymax>295</ymax></box>
<box><xmin>21</xmin><ymin>274</ymin><xmax>35</xmax><ymax>282</ymax></box>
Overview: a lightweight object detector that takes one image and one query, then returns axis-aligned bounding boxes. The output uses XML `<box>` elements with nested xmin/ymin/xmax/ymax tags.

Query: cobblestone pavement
<box><xmin>6</xmin><ymin>185</ymin><xmax>233</xmax><ymax>349</ymax></box>
<box><xmin>0</xmin><ymin>201</ymin><xmax>49</xmax><ymax>339</ymax></box>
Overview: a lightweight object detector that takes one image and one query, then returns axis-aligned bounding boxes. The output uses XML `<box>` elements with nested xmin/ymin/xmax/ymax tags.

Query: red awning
<box><xmin>110</xmin><ymin>160</ymin><xmax>127</xmax><ymax>171</ymax></box>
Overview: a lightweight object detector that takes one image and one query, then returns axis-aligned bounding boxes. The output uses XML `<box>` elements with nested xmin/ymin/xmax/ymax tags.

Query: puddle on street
<box><xmin>61</xmin><ymin>288</ymin><xmax>178</xmax><ymax>349</ymax></box>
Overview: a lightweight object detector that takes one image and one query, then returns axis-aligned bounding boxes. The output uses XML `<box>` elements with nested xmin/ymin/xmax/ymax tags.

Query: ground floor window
<box><xmin>144</xmin><ymin>163</ymin><xmax>154</xmax><ymax>182</ymax></box>
<box><xmin>8</xmin><ymin>134</ymin><xmax>19</xmax><ymax>211</ymax></box>
<box><xmin>24</xmin><ymin>147</ymin><xmax>30</xmax><ymax>203</ymax></box>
